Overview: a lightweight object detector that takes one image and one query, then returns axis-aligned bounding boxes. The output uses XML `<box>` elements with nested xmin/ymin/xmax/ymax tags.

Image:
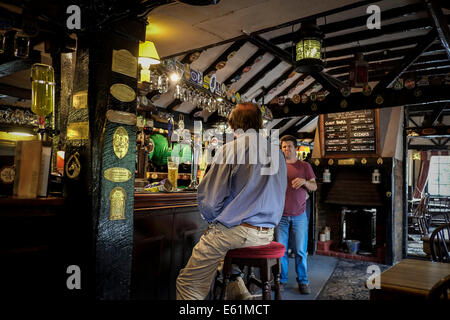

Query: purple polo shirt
<box><xmin>283</xmin><ymin>160</ymin><xmax>315</xmax><ymax>216</ymax></box>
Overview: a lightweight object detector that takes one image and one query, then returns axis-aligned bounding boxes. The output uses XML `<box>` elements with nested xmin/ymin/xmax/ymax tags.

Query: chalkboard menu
<box><xmin>321</xmin><ymin>109</ymin><xmax>379</xmax><ymax>156</ymax></box>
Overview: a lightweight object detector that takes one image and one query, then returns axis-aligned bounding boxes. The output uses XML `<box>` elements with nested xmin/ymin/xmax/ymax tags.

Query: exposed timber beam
<box><xmin>238</xmin><ymin>57</ymin><xmax>281</xmax><ymax>97</ymax></box>
<box><xmin>202</xmin><ymin>39</ymin><xmax>247</xmax><ymax>77</ymax></box>
<box><xmin>254</xmin><ymin>66</ymin><xmax>294</xmax><ymax>102</ymax></box>
<box><xmin>425</xmin><ymin>0</ymin><xmax>450</xmax><ymax>59</ymax></box>
<box><xmin>374</xmin><ymin>28</ymin><xmax>437</xmax><ymax>92</ymax></box>
<box><xmin>0</xmin><ymin>83</ymin><xmax>30</xmax><ymax>100</ymax></box>
<box><xmin>421</xmin><ymin>103</ymin><xmax>447</xmax><ymax>126</ymax></box>
<box><xmin>311</xmin><ymin>72</ymin><xmax>345</xmax><ymax>96</ymax></box>
<box><xmin>271</xmin><ymin>3</ymin><xmax>426</xmax><ymax>45</ymax></box>
<box><xmin>223</xmin><ymin>48</ymin><xmax>265</xmax><ymax>85</ymax></box>
<box><xmin>271</xmin><ymin>84</ymin><xmax>450</xmax><ymax>117</ymax></box>
<box><xmin>247</xmin><ymin>34</ymin><xmax>292</xmax><ymax>64</ymax></box>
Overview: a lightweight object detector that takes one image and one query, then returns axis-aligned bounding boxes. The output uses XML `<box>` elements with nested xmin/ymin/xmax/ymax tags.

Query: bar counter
<box><xmin>132</xmin><ymin>191</ymin><xmax>207</xmax><ymax>300</ymax></box>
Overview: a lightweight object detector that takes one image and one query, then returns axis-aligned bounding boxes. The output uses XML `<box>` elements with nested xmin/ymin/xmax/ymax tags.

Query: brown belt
<box><xmin>240</xmin><ymin>222</ymin><xmax>271</xmax><ymax>231</ymax></box>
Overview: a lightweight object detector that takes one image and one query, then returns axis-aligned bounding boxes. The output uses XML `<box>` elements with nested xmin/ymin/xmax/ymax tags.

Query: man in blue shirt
<box><xmin>176</xmin><ymin>102</ymin><xmax>287</xmax><ymax>300</ymax></box>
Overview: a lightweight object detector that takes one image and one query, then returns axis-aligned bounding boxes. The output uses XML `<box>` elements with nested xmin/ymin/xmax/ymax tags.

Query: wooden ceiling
<box><xmin>146</xmin><ymin>0</ymin><xmax>450</xmax><ymax>142</ymax></box>
<box><xmin>0</xmin><ymin>0</ymin><xmax>449</xmax><ymax>145</ymax></box>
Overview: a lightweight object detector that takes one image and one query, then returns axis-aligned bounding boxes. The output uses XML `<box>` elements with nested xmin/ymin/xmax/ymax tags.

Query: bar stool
<box><xmin>219</xmin><ymin>241</ymin><xmax>285</xmax><ymax>300</ymax></box>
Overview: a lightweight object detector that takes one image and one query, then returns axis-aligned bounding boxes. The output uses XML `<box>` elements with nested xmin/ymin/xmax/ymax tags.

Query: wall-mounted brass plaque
<box><xmin>361</xmin><ymin>158</ymin><xmax>367</xmax><ymax>164</ymax></box>
<box><xmin>106</xmin><ymin>110</ymin><xmax>137</xmax><ymax>125</ymax></box>
<box><xmin>67</xmin><ymin>122</ymin><xmax>89</xmax><ymax>140</ymax></box>
<box><xmin>377</xmin><ymin>157</ymin><xmax>383</xmax><ymax>165</ymax></box>
<box><xmin>113</xmin><ymin>126</ymin><xmax>129</xmax><ymax>159</ymax></box>
<box><xmin>73</xmin><ymin>91</ymin><xmax>88</xmax><ymax>109</ymax></box>
<box><xmin>314</xmin><ymin>159</ymin><xmax>320</xmax><ymax>166</ymax></box>
<box><xmin>328</xmin><ymin>159</ymin><xmax>334</xmax><ymax>165</ymax></box>
<box><xmin>104</xmin><ymin>167</ymin><xmax>132</xmax><ymax>182</ymax></box>
<box><xmin>65</xmin><ymin>152</ymin><xmax>81</xmax><ymax>179</ymax></box>
<box><xmin>338</xmin><ymin>159</ymin><xmax>355</xmax><ymax>165</ymax></box>
<box><xmin>110</xmin><ymin>187</ymin><xmax>126</xmax><ymax>220</ymax></box>
<box><xmin>112</xmin><ymin>49</ymin><xmax>137</xmax><ymax>79</ymax></box>
<box><xmin>110</xmin><ymin>83</ymin><xmax>136</xmax><ymax>102</ymax></box>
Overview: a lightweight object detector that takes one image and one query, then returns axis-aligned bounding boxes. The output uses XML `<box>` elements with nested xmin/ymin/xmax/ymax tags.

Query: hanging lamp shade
<box><xmin>349</xmin><ymin>53</ymin><xmax>368</xmax><ymax>87</ymax></box>
<box><xmin>295</xmin><ymin>20</ymin><xmax>324</xmax><ymax>74</ymax></box>
<box><xmin>139</xmin><ymin>41</ymin><xmax>160</xmax><ymax>69</ymax></box>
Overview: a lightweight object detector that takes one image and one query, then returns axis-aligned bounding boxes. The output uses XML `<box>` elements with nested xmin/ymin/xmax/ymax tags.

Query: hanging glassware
<box><xmin>31</xmin><ymin>63</ymin><xmax>55</xmax><ymax>129</ymax></box>
<box><xmin>157</xmin><ymin>74</ymin><xmax>169</xmax><ymax>93</ymax></box>
<box><xmin>14</xmin><ymin>31</ymin><xmax>30</xmax><ymax>58</ymax></box>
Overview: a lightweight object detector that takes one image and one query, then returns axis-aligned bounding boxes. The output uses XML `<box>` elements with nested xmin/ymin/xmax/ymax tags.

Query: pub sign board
<box><xmin>319</xmin><ymin>109</ymin><xmax>380</xmax><ymax>158</ymax></box>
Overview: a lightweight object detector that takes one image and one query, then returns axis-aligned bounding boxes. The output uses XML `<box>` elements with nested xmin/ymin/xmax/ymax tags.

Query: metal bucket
<box><xmin>345</xmin><ymin>240</ymin><xmax>360</xmax><ymax>254</ymax></box>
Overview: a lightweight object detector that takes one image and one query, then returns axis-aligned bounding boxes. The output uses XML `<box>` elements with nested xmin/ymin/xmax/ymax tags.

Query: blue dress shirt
<box><xmin>198</xmin><ymin>133</ymin><xmax>287</xmax><ymax>228</ymax></box>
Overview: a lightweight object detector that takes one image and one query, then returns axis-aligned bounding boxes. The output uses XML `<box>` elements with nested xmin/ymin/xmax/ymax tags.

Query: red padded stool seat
<box><xmin>226</xmin><ymin>241</ymin><xmax>285</xmax><ymax>259</ymax></box>
<box><xmin>219</xmin><ymin>241</ymin><xmax>285</xmax><ymax>300</ymax></box>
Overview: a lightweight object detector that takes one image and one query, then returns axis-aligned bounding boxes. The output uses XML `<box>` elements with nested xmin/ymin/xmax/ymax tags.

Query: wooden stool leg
<box><xmin>220</xmin><ymin>257</ymin><xmax>232</xmax><ymax>300</ymax></box>
<box><xmin>272</xmin><ymin>259</ymin><xmax>282</xmax><ymax>300</ymax></box>
<box><xmin>261</xmin><ymin>261</ymin><xmax>272</xmax><ymax>300</ymax></box>
<box><xmin>247</xmin><ymin>266</ymin><xmax>256</xmax><ymax>294</ymax></box>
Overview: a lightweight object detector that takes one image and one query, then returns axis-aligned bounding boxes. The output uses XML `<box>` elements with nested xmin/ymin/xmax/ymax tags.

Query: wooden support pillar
<box><xmin>61</xmin><ymin>20</ymin><xmax>146</xmax><ymax>300</ymax></box>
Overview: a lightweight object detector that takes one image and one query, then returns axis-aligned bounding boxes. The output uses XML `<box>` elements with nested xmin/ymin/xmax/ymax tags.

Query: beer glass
<box><xmin>167</xmin><ymin>156</ymin><xmax>180</xmax><ymax>190</ymax></box>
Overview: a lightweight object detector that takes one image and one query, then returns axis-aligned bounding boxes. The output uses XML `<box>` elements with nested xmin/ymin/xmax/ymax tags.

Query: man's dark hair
<box><xmin>228</xmin><ymin>102</ymin><xmax>262</xmax><ymax>132</ymax></box>
<box><xmin>280</xmin><ymin>135</ymin><xmax>297</xmax><ymax>148</ymax></box>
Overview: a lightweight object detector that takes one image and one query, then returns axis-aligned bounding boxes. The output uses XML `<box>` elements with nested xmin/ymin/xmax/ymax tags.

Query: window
<box><xmin>428</xmin><ymin>156</ymin><xmax>450</xmax><ymax>196</ymax></box>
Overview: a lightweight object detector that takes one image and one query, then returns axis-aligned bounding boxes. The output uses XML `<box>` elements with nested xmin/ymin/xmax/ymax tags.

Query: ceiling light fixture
<box><xmin>294</xmin><ymin>20</ymin><xmax>324</xmax><ymax>74</ymax></box>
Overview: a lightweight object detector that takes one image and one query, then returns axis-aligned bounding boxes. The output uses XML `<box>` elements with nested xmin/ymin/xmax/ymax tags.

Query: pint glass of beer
<box><xmin>167</xmin><ymin>156</ymin><xmax>180</xmax><ymax>190</ymax></box>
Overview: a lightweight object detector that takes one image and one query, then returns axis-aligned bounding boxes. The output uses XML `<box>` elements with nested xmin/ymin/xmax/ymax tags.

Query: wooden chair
<box><xmin>411</xmin><ymin>194</ymin><xmax>430</xmax><ymax>236</ymax></box>
<box><xmin>428</xmin><ymin>275</ymin><xmax>450</xmax><ymax>300</ymax></box>
<box><xmin>429</xmin><ymin>223</ymin><xmax>450</xmax><ymax>263</ymax></box>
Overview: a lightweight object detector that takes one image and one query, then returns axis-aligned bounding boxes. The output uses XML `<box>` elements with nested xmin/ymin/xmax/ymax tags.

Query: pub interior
<box><xmin>0</xmin><ymin>0</ymin><xmax>449</xmax><ymax>303</ymax></box>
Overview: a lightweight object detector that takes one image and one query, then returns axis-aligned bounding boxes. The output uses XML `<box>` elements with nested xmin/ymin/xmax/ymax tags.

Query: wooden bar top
<box><xmin>377</xmin><ymin>259</ymin><xmax>450</xmax><ymax>297</ymax></box>
<box><xmin>0</xmin><ymin>196</ymin><xmax>65</xmax><ymax>217</ymax></box>
<box><xmin>134</xmin><ymin>191</ymin><xmax>198</xmax><ymax>211</ymax></box>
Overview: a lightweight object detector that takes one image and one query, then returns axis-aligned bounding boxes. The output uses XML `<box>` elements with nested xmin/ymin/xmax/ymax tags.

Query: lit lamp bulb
<box><xmin>138</xmin><ymin>41</ymin><xmax>160</xmax><ymax>83</ymax></box>
<box><xmin>170</xmin><ymin>72</ymin><xmax>181</xmax><ymax>83</ymax></box>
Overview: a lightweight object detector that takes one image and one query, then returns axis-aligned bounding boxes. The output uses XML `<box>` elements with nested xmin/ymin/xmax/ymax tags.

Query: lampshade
<box><xmin>295</xmin><ymin>21</ymin><xmax>324</xmax><ymax>74</ymax></box>
<box><xmin>349</xmin><ymin>53</ymin><xmax>368</xmax><ymax>87</ymax></box>
<box><xmin>139</xmin><ymin>41</ymin><xmax>160</xmax><ymax>69</ymax></box>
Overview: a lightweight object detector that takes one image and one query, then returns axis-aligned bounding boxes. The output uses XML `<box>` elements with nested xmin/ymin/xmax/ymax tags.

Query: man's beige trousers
<box><xmin>176</xmin><ymin>222</ymin><xmax>274</xmax><ymax>300</ymax></box>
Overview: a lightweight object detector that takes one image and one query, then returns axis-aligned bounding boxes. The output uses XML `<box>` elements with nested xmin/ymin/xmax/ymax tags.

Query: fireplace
<box><xmin>341</xmin><ymin>208</ymin><xmax>376</xmax><ymax>254</ymax></box>
<box><xmin>313</xmin><ymin>162</ymin><xmax>392</xmax><ymax>264</ymax></box>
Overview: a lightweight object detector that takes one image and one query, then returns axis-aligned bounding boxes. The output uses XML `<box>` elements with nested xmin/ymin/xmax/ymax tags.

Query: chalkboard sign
<box><xmin>320</xmin><ymin>109</ymin><xmax>379</xmax><ymax>158</ymax></box>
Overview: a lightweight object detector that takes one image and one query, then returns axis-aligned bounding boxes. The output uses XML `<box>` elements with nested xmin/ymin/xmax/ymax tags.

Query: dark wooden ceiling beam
<box><xmin>0</xmin><ymin>50</ymin><xmax>41</xmax><ymax>78</ymax></box>
<box><xmin>237</xmin><ymin>57</ymin><xmax>281</xmax><ymax>96</ymax></box>
<box><xmin>325</xmin><ymin>43</ymin><xmax>443</xmax><ymax>69</ymax></box>
<box><xmin>271</xmin><ymin>84</ymin><xmax>450</xmax><ymax>117</ymax></box>
<box><xmin>425</xmin><ymin>0</ymin><xmax>450</xmax><ymax>59</ymax></box>
<box><xmin>421</xmin><ymin>103</ymin><xmax>447</xmax><ymax>126</ymax></box>
<box><xmin>324</xmin><ymin>35</ymin><xmax>430</xmax><ymax>59</ymax></box>
<box><xmin>271</xmin><ymin>3</ymin><xmax>426</xmax><ymax>45</ymax></box>
<box><xmin>202</xmin><ymin>39</ymin><xmax>247</xmax><ymax>77</ymax></box>
<box><xmin>254</xmin><ymin>66</ymin><xmax>294</xmax><ymax>102</ymax></box>
<box><xmin>223</xmin><ymin>48</ymin><xmax>265</xmax><ymax>85</ymax></box>
<box><xmin>0</xmin><ymin>83</ymin><xmax>31</xmax><ymax>100</ymax></box>
<box><xmin>166</xmin><ymin>99</ymin><xmax>181</xmax><ymax>112</ymax></box>
<box><xmin>408</xmin><ymin>144</ymin><xmax>449</xmax><ymax>150</ymax></box>
<box><xmin>276</xmin><ymin>74</ymin><xmax>309</xmax><ymax>97</ymax></box>
<box><xmin>374</xmin><ymin>28</ymin><xmax>437</xmax><ymax>92</ymax></box>
<box><xmin>311</xmin><ymin>71</ymin><xmax>343</xmax><ymax>96</ymax></box>
<box><xmin>247</xmin><ymin>34</ymin><xmax>292</xmax><ymax>63</ymax></box>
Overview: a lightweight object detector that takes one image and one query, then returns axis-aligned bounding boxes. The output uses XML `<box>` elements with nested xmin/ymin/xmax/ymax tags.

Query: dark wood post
<box><xmin>61</xmin><ymin>20</ymin><xmax>146</xmax><ymax>299</ymax></box>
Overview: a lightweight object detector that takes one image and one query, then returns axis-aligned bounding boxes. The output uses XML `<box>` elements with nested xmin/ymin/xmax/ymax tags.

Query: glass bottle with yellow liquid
<box><xmin>31</xmin><ymin>63</ymin><xmax>55</xmax><ymax>129</ymax></box>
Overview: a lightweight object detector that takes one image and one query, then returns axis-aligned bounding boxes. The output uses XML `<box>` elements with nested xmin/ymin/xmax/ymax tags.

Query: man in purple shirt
<box><xmin>176</xmin><ymin>103</ymin><xmax>287</xmax><ymax>300</ymax></box>
<box><xmin>278</xmin><ymin>135</ymin><xmax>317</xmax><ymax>294</ymax></box>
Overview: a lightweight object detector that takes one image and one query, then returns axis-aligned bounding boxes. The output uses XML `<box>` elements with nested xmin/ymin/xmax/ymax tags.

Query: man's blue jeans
<box><xmin>277</xmin><ymin>213</ymin><xmax>309</xmax><ymax>285</ymax></box>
